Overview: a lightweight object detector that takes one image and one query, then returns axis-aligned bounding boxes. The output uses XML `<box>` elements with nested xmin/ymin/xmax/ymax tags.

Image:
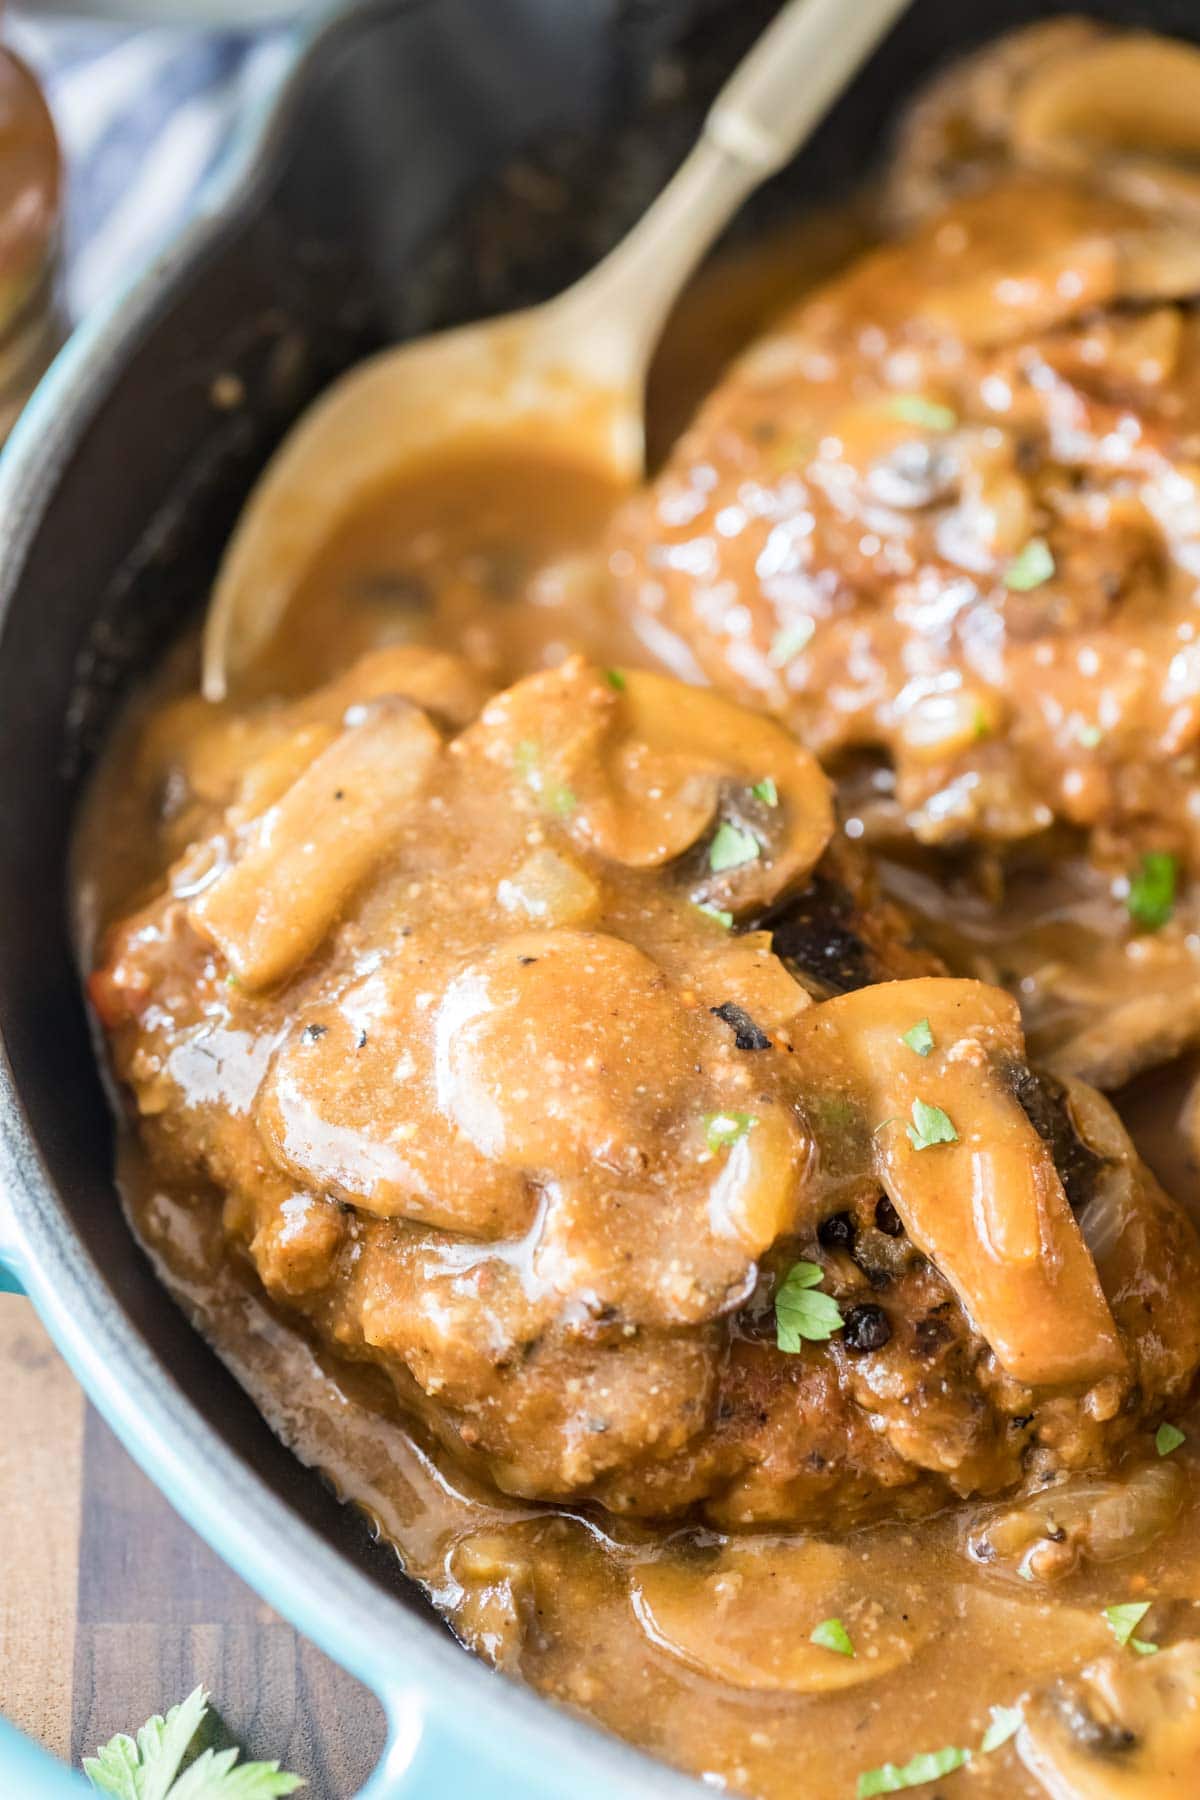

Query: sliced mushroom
<box><xmin>460</xmin><ymin>657</ymin><xmax>833</xmax><ymax>914</ymax></box>
<box><xmin>631</xmin><ymin>1537</ymin><xmax>925</xmax><ymax>1694</ymax></box>
<box><xmin>190</xmin><ymin>697</ymin><xmax>442</xmax><ymax>989</ymax></box>
<box><xmin>1019</xmin><ymin>1640</ymin><xmax>1200</xmax><ymax>1798</ymax></box>
<box><xmin>811</xmin><ymin>978</ymin><xmax>1124</xmax><ymax>1386</ymax></box>
<box><xmin>1014</xmin><ymin>33</ymin><xmax>1200</xmax><ymax>217</ymax></box>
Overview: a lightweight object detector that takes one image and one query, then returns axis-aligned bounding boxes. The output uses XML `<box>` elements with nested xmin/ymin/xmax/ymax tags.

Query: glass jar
<box><xmin>0</xmin><ymin>45</ymin><xmax>62</xmax><ymax>444</ymax></box>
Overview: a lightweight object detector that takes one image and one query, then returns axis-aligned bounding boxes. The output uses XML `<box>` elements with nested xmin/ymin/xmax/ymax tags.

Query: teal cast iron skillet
<box><xmin>1</xmin><ymin>0</ymin><xmax>1196</xmax><ymax>1792</ymax></box>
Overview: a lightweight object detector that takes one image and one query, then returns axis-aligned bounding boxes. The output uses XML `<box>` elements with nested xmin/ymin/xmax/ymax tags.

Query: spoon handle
<box><xmin>551</xmin><ymin>0</ymin><xmax>909</xmax><ymax>384</ymax></box>
<box><xmin>710</xmin><ymin>0</ymin><xmax>910</xmax><ymax>176</ymax></box>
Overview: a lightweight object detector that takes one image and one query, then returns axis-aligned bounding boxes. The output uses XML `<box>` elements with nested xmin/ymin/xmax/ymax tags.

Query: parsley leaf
<box><xmin>83</xmin><ymin>1687</ymin><xmax>304</xmax><ymax>1800</ymax></box>
<box><xmin>1127</xmin><ymin>852</ymin><xmax>1177</xmax><ymax>932</ymax></box>
<box><xmin>980</xmin><ymin>1706</ymin><xmax>1022</xmax><ymax>1754</ymax></box>
<box><xmin>776</xmin><ymin>1260</ymin><xmax>844</xmax><ymax>1351</ymax></box>
<box><xmin>604</xmin><ymin>668</ymin><xmax>626</xmax><ymax>691</ymax></box>
<box><xmin>887</xmin><ymin>394</ymin><xmax>957</xmax><ymax>433</ymax></box>
<box><xmin>708</xmin><ymin>822</ymin><xmax>760</xmax><ymax>873</ymax></box>
<box><xmin>693</xmin><ymin>901</ymin><xmax>734</xmax><ymax>929</ymax></box>
<box><xmin>856</xmin><ymin>1746</ymin><xmax>969</xmax><ymax>1796</ymax></box>
<box><xmin>810</xmin><ymin>1617</ymin><xmax>855</xmax><ymax>1657</ymax></box>
<box><xmin>768</xmin><ymin>619</ymin><xmax>815</xmax><ymax>666</ymax></box>
<box><xmin>901</xmin><ymin>1019</ymin><xmax>934</xmax><ymax>1057</ymax></box>
<box><xmin>1104</xmin><ymin>1601</ymin><xmax>1153</xmax><ymax>1649</ymax></box>
<box><xmin>169</xmin><ymin>1752</ymin><xmax>305</xmax><ymax>1799</ymax></box>
<box><xmin>1004</xmin><ymin>538</ymin><xmax>1055</xmax><ymax>592</ymax></box>
<box><xmin>704</xmin><ymin>1110</ymin><xmax>757</xmax><ymax>1154</ymax></box>
<box><xmin>751</xmin><ymin>776</ymin><xmax>778</xmax><ymax>807</ymax></box>
<box><xmin>1156</xmin><ymin>1422</ymin><xmax>1187</xmax><ymax>1457</ymax></box>
<box><xmin>906</xmin><ymin>1098</ymin><xmax>958</xmax><ymax>1151</ymax></box>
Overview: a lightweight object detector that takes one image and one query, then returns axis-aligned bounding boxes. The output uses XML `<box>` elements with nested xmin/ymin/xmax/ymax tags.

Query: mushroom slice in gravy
<box><xmin>1020</xmin><ymin>1641</ymin><xmax>1200</xmax><ymax>1798</ymax></box>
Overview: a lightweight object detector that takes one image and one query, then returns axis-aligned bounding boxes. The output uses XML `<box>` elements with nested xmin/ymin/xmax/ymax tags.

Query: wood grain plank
<box><xmin>0</xmin><ymin>1297</ymin><xmax>84</xmax><ymax>1759</ymax></box>
<box><xmin>71</xmin><ymin>1404</ymin><xmax>387</xmax><ymax>1797</ymax></box>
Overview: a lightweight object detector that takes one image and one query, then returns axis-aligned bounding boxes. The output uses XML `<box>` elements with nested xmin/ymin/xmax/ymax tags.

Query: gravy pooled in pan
<box><xmin>77</xmin><ymin>21</ymin><xmax>1200</xmax><ymax>1800</ymax></box>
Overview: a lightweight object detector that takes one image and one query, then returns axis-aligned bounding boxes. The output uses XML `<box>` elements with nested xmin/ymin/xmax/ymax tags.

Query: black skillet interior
<box><xmin>1</xmin><ymin>0</ymin><xmax>1197</xmax><ymax>1637</ymax></box>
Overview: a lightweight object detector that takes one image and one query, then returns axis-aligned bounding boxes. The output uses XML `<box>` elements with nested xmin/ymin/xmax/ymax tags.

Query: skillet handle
<box><xmin>0</xmin><ymin>1183</ymin><xmax>26</xmax><ymax>1294</ymax></box>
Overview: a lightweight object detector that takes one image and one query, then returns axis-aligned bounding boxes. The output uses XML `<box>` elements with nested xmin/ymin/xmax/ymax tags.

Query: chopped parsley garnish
<box><xmin>856</xmin><ymin>1746</ymin><xmax>969</xmax><ymax>1797</ymax></box>
<box><xmin>1004</xmin><ymin>538</ymin><xmax>1055</xmax><ymax>592</ymax></box>
<box><xmin>1156</xmin><ymin>1422</ymin><xmax>1187</xmax><ymax>1457</ymax></box>
<box><xmin>901</xmin><ymin>1019</ymin><xmax>934</xmax><ymax>1057</ymax></box>
<box><xmin>775</xmin><ymin>1260</ymin><xmax>844</xmax><ymax>1351</ymax></box>
<box><xmin>709</xmin><ymin>822</ymin><xmax>760</xmax><ymax>873</ymax></box>
<box><xmin>768</xmin><ymin>618</ymin><xmax>815</xmax><ymax>667</ymax></box>
<box><xmin>810</xmin><ymin>1617</ymin><xmax>854</xmax><ymax>1657</ymax></box>
<box><xmin>751</xmin><ymin>776</ymin><xmax>778</xmax><ymax>807</ymax></box>
<box><xmin>1103</xmin><ymin>1600</ymin><xmax>1157</xmax><ymax>1654</ymax></box>
<box><xmin>906</xmin><ymin>1098</ymin><xmax>958</xmax><ymax>1151</ymax></box>
<box><xmin>980</xmin><ymin>1706</ymin><xmax>1022</xmax><ymax>1755</ymax></box>
<box><xmin>514</xmin><ymin>738</ymin><xmax>576</xmax><ymax>818</ymax></box>
<box><xmin>604</xmin><ymin>668</ymin><xmax>627</xmax><ymax>691</ymax></box>
<box><xmin>704</xmin><ymin>1110</ymin><xmax>757</xmax><ymax>1154</ymax></box>
<box><xmin>694</xmin><ymin>901</ymin><xmax>734</xmax><ymax>929</ymax></box>
<box><xmin>887</xmin><ymin>394</ymin><xmax>957</xmax><ymax>433</ymax></box>
<box><xmin>1127</xmin><ymin>851</ymin><xmax>1177</xmax><ymax>932</ymax></box>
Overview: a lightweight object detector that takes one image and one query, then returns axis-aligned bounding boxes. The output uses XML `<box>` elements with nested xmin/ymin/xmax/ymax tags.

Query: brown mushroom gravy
<box><xmin>75</xmin><ymin>21</ymin><xmax>1200</xmax><ymax>1800</ymax></box>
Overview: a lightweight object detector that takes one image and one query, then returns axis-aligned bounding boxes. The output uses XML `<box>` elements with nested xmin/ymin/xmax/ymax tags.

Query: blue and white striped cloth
<box><xmin>8</xmin><ymin>12</ymin><xmax>293</xmax><ymax>318</ymax></box>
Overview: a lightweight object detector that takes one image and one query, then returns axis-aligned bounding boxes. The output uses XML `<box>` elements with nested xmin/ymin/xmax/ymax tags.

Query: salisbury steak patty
<box><xmin>90</xmin><ymin>650</ymin><xmax>1200</xmax><ymax>1525</ymax></box>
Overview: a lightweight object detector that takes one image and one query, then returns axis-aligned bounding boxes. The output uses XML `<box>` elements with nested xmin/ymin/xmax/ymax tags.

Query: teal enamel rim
<box><xmin>0</xmin><ymin>3</ymin><xmax>696</xmax><ymax>1795</ymax></box>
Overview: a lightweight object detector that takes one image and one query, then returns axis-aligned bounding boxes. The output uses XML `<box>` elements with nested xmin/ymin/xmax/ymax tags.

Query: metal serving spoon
<box><xmin>202</xmin><ymin>0</ymin><xmax>908</xmax><ymax>702</ymax></box>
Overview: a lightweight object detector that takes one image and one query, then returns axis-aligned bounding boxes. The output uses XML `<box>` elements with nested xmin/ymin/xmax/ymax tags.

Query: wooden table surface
<box><xmin>0</xmin><ymin>1298</ymin><xmax>386</xmax><ymax>1798</ymax></box>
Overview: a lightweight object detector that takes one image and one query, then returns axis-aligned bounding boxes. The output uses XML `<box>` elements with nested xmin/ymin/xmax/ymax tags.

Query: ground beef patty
<box><xmin>89</xmin><ymin>650</ymin><xmax>1200</xmax><ymax>1527</ymax></box>
<box><xmin>611</xmin><ymin>172</ymin><xmax>1200</xmax><ymax>875</ymax></box>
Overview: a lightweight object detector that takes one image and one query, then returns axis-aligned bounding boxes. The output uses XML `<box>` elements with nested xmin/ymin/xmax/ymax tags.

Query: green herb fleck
<box><xmin>709</xmin><ymin>822</ymin><xmax>760</xmax><ymax>873</ymax></box>
<box><xmin>856</xmin><ymin>1746</ymin><xmax>970</xmax><ymax>1797</ymax></box>
<box><xmin>514</xmin><ymin>737</ymin><xmax>576</xmax><ymax>818</ymax></box>
<box><xmin>751</xmin><ymin>776</ymin><xmax>778</xmax><ymax>808</ymax></box>
<box><xmin>980</xmin><ymin>1706</ymin><xmax>1022</xmax><ymax>1755</ymax></box>
<box><xmin>901</xmin><ymin>1019</ymin><xmax>934</xmax><ymax>1057</ymax></box>
<box><xmin>1104</xmin><ymin>1601</ymin><xmax>1156</xmax><ymax>1653</ymax></box>
<box><xmin>810</xmin><ymin>1617</ymin><xmax>855</xmax><ymax>1657</ymax></box>
<box><xmin>704</xmin><ymin>1111</ymin><xmax>757</xmax><ymax>1155</ymax></box>
<box><xmin>1004</xmin><ymin>538</ymin><xmax>1055</xmax><ymax>592</ymax></box>
<box><xmin>83</xmin><ymin>1685</ymin><xmax>304</xmax><ymax>1800</ymax></box>
<box><xmin>224</xmin><ymin>972</ymin><xmax>240</xmax><ymax>991</ymax></box>
<box><xmin>776</xmin><ymin>1260</ymin><xmax>844</xmax><ymax>1351</ymax></box>
<box><xmin>1156</xmin><ymin>1422</ymin><xmax>1187</xmax><ymax>1457</ymax></box>
<box><xmin>906</xmin><ymin>1098</ymin><xmax>958</xmax><ymax>1151</ymax></box>
<box><xmin>604</xmin><ymin>668</ymin><xmax>627</xmax><ymax>691</ymax></box>
<box><xmin>1074</xmin><ymin>720</ymin><xmax>1103</xmax><ymax>749</ymax></box>
<box><xmin>1128</xmin><ymin>851</ymin><xmax>1177</xmax><ymax>932</ymax></box>
<box><xmin>887</xmin><ymin>394</ymin><xmax>957</xmax><ymax>433</ymax></box>
<box><xmin>768</xmin><ymin>619</ymin><xmax>815</xmax><ymax>667</ymax></box>
<box><xmin>694</xmin><ymin>901</ymin><xmax>734</xmax><ymax>929</ymax></box>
